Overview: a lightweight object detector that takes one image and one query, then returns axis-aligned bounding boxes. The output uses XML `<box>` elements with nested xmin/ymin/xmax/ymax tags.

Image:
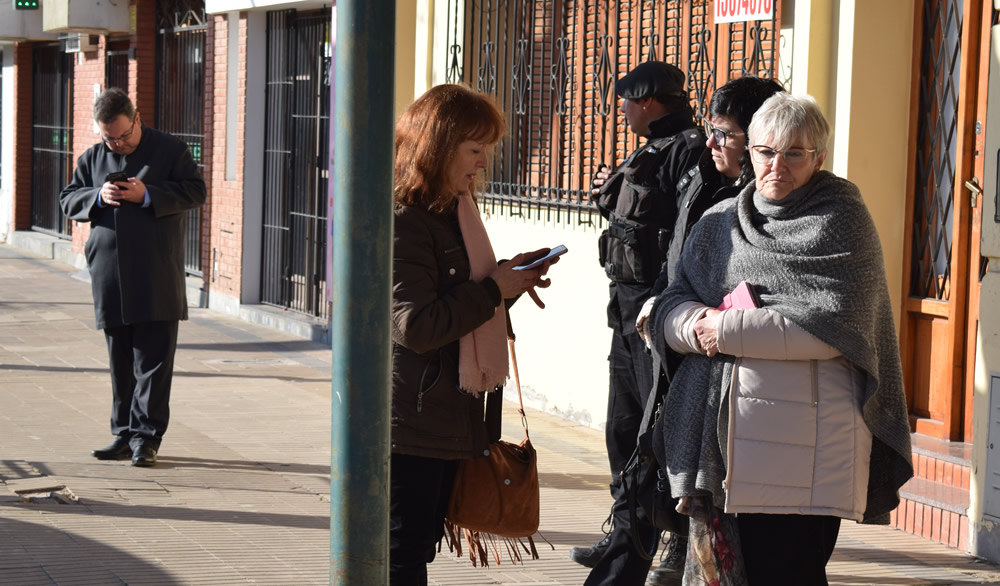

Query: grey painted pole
<box><xmin>330</xmin><ymin>0</ymin><xmax>395</xmax><ymax>583</ymax></box>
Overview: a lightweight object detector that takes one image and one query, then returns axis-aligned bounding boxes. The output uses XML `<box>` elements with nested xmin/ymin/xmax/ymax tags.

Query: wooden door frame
<box><xmin>900</xmin><ymin>0</ymin><xmax>983</xmax><ymax>441</ymax></box>
<box><xmin>963</xmin><ymin>0</ymin><xmax>993</xmax><ymax>442</ymax></box>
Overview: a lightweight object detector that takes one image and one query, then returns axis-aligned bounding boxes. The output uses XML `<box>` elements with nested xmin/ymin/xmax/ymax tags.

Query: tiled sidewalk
<box><xmin>1</xmin><ymin>244</ymin><xmax>999</xmax><ymax>585</ymax></box>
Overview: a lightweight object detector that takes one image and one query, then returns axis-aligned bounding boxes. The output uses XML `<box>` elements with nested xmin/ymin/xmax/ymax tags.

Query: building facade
<box><xmin>2</xmin><ymin>0</ymin><xmax>999</xmax><ymax>561</ymax></box>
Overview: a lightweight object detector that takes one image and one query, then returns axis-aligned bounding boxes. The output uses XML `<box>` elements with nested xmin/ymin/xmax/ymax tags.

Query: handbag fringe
<box><xmin>443</xmin><ymin>520</ymin><xmax>549</xmax><ymax>567</ymax></box>
<box><xmin>440</xmin><ymin>340</ymin><xmax>554</xmax><ymax>567</ymax></box>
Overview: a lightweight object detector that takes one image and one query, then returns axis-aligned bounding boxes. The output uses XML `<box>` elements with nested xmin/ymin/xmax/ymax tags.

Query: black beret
<box><xmin>615</xmin><ymin>61</ymin><xmax>687</xmax><ymax>100</ymax></box>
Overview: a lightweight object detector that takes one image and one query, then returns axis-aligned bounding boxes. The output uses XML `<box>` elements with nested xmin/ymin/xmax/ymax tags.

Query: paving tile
<box><xmin>3</xmin><ymin>244</ymin><xmax>1000</xmax><ymax>585</ymax></box>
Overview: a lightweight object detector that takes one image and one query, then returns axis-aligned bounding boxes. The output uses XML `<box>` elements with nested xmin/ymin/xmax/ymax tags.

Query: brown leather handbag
<box><xmin>444</xmin><ymin>339</ymin><xmax>542</xmax><ymax>566</ymax></box>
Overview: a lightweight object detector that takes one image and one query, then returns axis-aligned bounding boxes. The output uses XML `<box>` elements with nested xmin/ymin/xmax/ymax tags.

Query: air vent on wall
<box><xmin>61</xmin><ymin>33</ymin><xmax>98</xmax><ymax>53</ymax></box>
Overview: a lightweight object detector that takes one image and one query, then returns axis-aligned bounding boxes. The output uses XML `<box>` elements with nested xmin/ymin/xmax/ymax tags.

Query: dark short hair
<box><xmin>709</xmin><ymin>76</ymin><xmax>785</xmax><ymax>135</ymax></box>
<box><xmin>653</xmin><ymin>94</ymin><xmax>691</xmax><ymax>112</ymax></box>
<box><xmin>709</xmin><ymin>76</ymin><xmax>785</xmax><ymax>184</ymax></box>
<box><xmin>93</xmin><ymin>87</ymin><xmax>135</xmax><ymax>125</ymax></box>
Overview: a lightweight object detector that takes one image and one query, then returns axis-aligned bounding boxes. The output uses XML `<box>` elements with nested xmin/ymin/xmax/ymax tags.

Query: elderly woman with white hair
<box><xmin>645</xmin><ymin>93</ymin><xmax>913</xmax><ymax>585</ymax></box>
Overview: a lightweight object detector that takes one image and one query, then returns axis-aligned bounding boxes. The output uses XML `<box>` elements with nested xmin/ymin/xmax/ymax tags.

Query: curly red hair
<box><xmin>394</xmin><ymin>85</ymin><xmax>506</xmax><ymax>213</ymax></box>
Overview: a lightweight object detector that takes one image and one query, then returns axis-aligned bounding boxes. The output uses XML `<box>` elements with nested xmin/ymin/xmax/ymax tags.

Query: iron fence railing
<box><xmin>105</xmin><ymin>39</ymin><xmax>132</xmax><ymax>93</ymax></box>
<box><xmin>442</xmin><ymin>0</ymin><xmax>780</xmax><ymax>225</ymax></box>
<box><xmin>32</xmin><ymin>43</ymin><xmax>74</xmax><ymax>238</ymax></box>
<box><xmin>156</xmin><ymin>0</ymin><xmax>207</xmax><ymax>275</ymax></box>
<box><xmin>260</xmin><ymin>9</ymin><xmax>331</xmax><ymax>320</ymax></box>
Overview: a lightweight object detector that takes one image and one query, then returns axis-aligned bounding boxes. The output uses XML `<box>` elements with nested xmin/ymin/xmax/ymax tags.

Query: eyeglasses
<box><xmin>749</xmin><ymin>145</ymin><xmax>817</xmax><ymax>166</ymax></box>
<box><xmin>705</xmin><ymin>121</ymin><xmax>744</xmax><ymax>148</ymax></box>
<box><xmin>103</xmin><ymin>117</ymin><xmax>137</xmax><ymax>144</ymax></box>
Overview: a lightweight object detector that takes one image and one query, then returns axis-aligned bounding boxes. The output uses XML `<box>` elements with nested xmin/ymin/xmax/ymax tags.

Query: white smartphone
<box><xmin>513</xmin><ymin>245</ymin><xmax>568</xmax><ymax>270</ymax></box>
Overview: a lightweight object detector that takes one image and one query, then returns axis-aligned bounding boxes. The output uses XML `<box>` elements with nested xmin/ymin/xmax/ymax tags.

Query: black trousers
<box><xmin>737</xmin><ymin>513</ymin><xmax>841</xmax><ymax>586</ymax></box>
<box><xmin>104</xmin><ymin>320</ymin><xmax>179</xmax><ymax>449</ymax></box>
<box><xmin>585</xmin><ymin>297</ymin><xmax>658</xmax><ymax>586</ymax></box>
<box><xmin>389</xmin><ymin>453</ymin><xmax>458</xmax><ymax>586</ymax></box>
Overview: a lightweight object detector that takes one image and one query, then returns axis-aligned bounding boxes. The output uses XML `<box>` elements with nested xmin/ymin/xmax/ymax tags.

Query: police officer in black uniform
<box><xmin>572</xmin><ymin>61</ymin><xmax>703</xmax><ymax>586</ymax></box>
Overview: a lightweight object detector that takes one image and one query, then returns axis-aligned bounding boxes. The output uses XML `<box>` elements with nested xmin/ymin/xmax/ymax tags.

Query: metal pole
<box><xmin>330</xmin><ymin>0</ymin><xmax>395</xmax><ymax>582</ymax></box>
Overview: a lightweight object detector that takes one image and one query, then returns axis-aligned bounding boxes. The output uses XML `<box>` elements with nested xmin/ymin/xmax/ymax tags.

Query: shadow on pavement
<box><xmin>176</xmin><ymin>340</ymin><xmax>326</xmax><ymax>353</ymax></box>
<box><xmin>0</xmin><ymin>363</ymin><xmax>327</xmax><ymax>383</ymax></box>
<box><xmin>0</xmin><ymin>517</ymin><xmax>182</xmax><ymax>585</ymax></box>
<box><xmin>157</xmin><ymin>456</ymin><xmax>330</xmax><ymax>477</ymax></box>
<box><xmin>0</xmin><ymin>497</ymin><xmax>329</xmax><ymax>530</ymax></box>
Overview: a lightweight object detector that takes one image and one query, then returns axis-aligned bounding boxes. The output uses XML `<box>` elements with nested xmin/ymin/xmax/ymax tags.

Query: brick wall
<box><xmin>69</xmin><ymin>40</ymin><xmax>108</xmax><ymax>252</ymax></box>
<box><xmin>12</xmin><ymin>43</ymin><xmax>32</xmax><ymax>231</ymax></box>
<box><xmin>205</xmin><ymin>12</ymin><xmax>247</xmax><ymax>300</ymax></box>
<box><xmin>133</xmin><ymin>0</ymin><xmax>156</xmax><ymax>118</ymax></box>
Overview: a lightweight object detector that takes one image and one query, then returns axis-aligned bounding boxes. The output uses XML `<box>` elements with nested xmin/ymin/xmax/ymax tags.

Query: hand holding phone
<box><xmin>513</xmin><ymin>245</ymin><xmax>567</xmax><ymax>270</ymax></box>
<box><xmin>105</xmin><ymin>172</ymin><xmax>129</xmax><ymax>185</ymax></box>
<box><xmin>101</xmin><ymin>172</ymin><xmax>132</xmax><ymax>207</ymax></box>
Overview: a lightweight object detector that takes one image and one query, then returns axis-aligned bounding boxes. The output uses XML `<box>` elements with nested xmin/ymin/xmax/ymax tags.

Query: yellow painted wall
<box><xmin>837</xmin><ymin>1</ymin><xmax>913</xmax><ymax>325</ymax></box>
<box><xmin>394</xmin><ymin>0</ymin><xmax>418</xmax><ymax>118</ymax></box>
<box><xmin>395</xmin><ymin>0</ymin><xmax>439</xmax><ymax>117</ymax></box>
<box><xmin>792</xmin><ymin>0</ymin><xmax>913</xmax><ymax>325</ymax></box>
<box><xmin>788</xmin><ymin>0</ymin><xmax>834</xmax><ymax>117</ymax></box>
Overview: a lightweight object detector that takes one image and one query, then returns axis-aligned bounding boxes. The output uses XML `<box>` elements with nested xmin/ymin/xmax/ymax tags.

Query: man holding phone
<box><xmin>59</xmin><ymin>87</ymin><xmax>206</xmax><ymax>467</ymax></box>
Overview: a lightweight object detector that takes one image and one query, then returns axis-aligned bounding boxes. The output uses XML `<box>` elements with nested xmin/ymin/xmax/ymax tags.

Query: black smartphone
<box><xmin>105</xmin><ymin>171</ymin><xmax>129</xmax><ymax>184</ymax></box>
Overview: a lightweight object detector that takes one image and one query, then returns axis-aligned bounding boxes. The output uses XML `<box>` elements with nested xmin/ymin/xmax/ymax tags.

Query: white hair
<box><xmin>747</xmin><ymin>93</ymin><xmax>830</xmax><ymax>155</ymax></box>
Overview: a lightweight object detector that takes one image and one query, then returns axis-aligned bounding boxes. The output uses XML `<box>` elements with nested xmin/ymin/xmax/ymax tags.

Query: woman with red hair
<box><xmin>389</xmin><ymin>84</ymin><xmax>556</xmax><ymax>584</ymax></box>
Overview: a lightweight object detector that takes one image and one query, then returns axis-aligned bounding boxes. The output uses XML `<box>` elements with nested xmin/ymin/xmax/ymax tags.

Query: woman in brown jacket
<box><xmin>390</xmin><ymin>84</ymin><xmax>554</xmax><ymax>585</ymax></box>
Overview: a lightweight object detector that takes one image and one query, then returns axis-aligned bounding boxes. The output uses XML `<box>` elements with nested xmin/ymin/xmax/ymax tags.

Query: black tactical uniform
<box><xmin>581</xmin><ymin>61</ymin><xmax>703</xmax><ymax>586</ymax></box>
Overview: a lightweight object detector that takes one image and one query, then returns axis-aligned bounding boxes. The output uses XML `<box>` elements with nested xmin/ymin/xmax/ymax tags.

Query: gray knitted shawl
<box><xmin>649</xmin><ymin>171</ymin><xmax>913</xmax><ymax>523</ymax></box>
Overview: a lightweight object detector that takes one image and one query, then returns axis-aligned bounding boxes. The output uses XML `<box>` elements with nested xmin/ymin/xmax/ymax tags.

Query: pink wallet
<box><xmin>718</xmin><ymin>281</ymin><xmax>761</xmax><ymax>310</ymax></box>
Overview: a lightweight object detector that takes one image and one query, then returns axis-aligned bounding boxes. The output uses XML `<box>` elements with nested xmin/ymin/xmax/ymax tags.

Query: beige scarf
<box><xmin>455</xmin><ymin>194</ymin><xmax>509</xmax><ymax>394</ymax></box>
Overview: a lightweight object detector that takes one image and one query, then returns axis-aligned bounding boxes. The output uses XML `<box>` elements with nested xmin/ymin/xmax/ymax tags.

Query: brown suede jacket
<box><xmin>391</xmin><ymin>203</ymin><xmax>502</xmax><ymax>460</ymax></box>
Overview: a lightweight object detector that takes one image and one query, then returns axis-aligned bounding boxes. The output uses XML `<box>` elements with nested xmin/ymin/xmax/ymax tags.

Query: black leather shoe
<box><xmin>91</xmin><ymin>436</ymin><xmax>132</xmax><ymax>460</ymax></box>
<box><xmin>646</xmin><ymin>534</ymin><xmax>687</xmax><ymax>586</ymax></box>
<box><xmin>131</xmin><ymin>444</ymin><xmax>158</xmax><ymax>467</ymax></box>
<box><xmin>569</xmin><ymin>533</ymin><xmax>611</xmax><ymax>568</ymax></box>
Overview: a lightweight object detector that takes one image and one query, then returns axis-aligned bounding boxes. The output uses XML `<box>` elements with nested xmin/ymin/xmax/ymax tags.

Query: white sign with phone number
<box><xmin>715</xmin><ymin>0</ymin><xmax>773</xmax><ymax>23</ymax></box>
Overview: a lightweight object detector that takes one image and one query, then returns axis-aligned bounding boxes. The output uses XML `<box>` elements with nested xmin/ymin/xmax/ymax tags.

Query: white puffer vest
<box><xmin>664</xmin><ymin>303</ymin><xmax>872</xmax><ymax>521</ymax></box>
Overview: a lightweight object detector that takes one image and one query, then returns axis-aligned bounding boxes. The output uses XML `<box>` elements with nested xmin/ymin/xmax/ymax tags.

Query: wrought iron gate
<box><xmin>31</xmin><ymin>42</ymin><xmax>74</xmax><ymax>237</ymax></box>
<box><xmin>156</xmin><ymin>0</ymin><xmax>207</xmax><ymax>275</ymax></box>
<box><xmin>106</xmin><ymin>38</ymin><xmax>132</xmax><ymax>92</ymax></box>
<box><xmin>442</xmin><ymin>0</ymin><xmax>779</xmax><ymax>223</ymax></box>
<box><xmin>260</xmin><ymin>9</ymin><xmax>331</xmax><ymax>320</ymax></box>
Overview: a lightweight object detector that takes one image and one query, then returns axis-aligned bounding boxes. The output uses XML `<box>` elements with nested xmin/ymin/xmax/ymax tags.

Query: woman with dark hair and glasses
<box><xmin>644</xmin><ymin>92</ymin><xmax>913</xmax><ymax>584</ymax></box>
<box><xmin>647</xmin><ymin>76</ymin><xmax>785</xmax><ymax>298</ymax></box>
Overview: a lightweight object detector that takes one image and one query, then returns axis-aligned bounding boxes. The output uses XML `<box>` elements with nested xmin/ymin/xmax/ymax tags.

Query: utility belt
<box><xmin>598</xmin><ymin>213</ymin><xmax>671</xmax><ymax>285</ymax></box>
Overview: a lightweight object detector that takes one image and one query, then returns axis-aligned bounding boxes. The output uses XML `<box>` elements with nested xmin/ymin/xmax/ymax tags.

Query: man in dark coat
<box><xmin>573</xmin><ymin>62</ymin><xmax>703</xmax><ymax>586</ymax></box>
<box><xmin>60</xmin><ymin>87</ymin><xmax>206</xmax><ymax>467</ymax></box>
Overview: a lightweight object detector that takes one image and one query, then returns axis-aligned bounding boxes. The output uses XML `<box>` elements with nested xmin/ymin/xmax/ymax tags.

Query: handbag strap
<box><xmin>507</xmin><ymin>338</ymin><xmax>530</xmax><ymax>441</ymax></box>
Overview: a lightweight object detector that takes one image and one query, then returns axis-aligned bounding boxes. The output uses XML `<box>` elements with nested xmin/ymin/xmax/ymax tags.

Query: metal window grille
<box><xmin>443</xmin><ymin>0</ymin><xmax>779</xmax><ymax>224</ymax></box>
<box><xmin>156</xmin><ymin>0</ymin><xmax>207</xmax><ymax>275</ymax></box>
<box><xmin>911</xmin><ymin>0</ymin><xmax>961</xmax><ymax>300</ymax></box>
<box><xmin>31</xmin><ymin>42</ymin><xmax>74</xmax><ymax>238</ymax></box>
<box><xmin>106</xmin><ymin>38</ymin><xmax>132</xmax><ymax>93</ymax></box>
<box><xmin>260</xmin><ymin>9</ymin><xmax>331</xmax><ymax>320</ymax></box>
